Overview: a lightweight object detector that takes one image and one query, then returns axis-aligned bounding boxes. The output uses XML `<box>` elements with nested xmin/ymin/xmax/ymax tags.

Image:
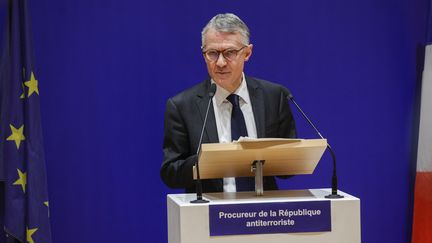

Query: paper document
<box><xmin>234</xmin><ymin>137</ymin><xmax>303</xmax><ymax>143</ymax></box>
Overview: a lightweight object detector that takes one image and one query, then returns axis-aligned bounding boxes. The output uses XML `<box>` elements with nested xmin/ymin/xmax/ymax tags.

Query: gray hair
<box><xmin>201</xmin><ymin>13</ymin><xmax>250</xmax><ymax>48</ymax></box>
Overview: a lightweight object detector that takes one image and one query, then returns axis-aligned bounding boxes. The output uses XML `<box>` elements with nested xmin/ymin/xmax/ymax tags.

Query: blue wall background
<box><xmin>4</xmin><ymin>0</ymin><xmax>429</xmax><ymax>242</ymax></box>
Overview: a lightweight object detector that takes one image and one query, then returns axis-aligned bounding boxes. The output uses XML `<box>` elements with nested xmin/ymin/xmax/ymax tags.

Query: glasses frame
<box><xmin>202</xmin><ymin>46</ymin><xmax>248</xmax><ymax>62</ymax></box>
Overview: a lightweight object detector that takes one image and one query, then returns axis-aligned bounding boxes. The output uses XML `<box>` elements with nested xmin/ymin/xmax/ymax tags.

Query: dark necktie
<box><xmin>226</xmin><ymin>94</ymin><xmax>255</xmax><ymax>191</ymax></box>
<box><xmin>227</xmin><ymin>94</ymin><xmax>247</xmax><ymax>140</ymax></box>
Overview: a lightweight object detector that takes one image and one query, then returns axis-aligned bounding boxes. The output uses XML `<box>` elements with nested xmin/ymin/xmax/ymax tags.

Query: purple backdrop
<box><xmin>3</xmin><ymin>0</ymin><xmax>428</xmax><ymax>242</ymax></box>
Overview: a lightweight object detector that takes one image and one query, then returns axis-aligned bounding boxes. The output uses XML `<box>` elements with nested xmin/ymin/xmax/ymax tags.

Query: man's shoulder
<box><xmin>169</xmin><ymin>79</ymin><xmax>209</xmax><ymax>103</ymax></box>
<box><xmin>246</xmin><ymin>76</ymin><xmax>285</xmax><ymax>92</ymax></box>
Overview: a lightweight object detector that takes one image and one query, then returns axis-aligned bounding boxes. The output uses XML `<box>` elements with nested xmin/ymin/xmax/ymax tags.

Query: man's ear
<box><xmin>244</xmin><ymin>44</ymin><xmax>253</xmax><ymax>61</ymax></box>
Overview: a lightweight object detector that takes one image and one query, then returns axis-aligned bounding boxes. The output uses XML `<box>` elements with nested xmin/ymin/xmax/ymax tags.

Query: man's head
<box><xmin>201</xmin><ymin>13</ymin><xmax>253</xmax><ymax>93</ymax></box>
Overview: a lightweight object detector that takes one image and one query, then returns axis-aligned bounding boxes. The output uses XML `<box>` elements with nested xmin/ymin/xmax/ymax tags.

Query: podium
<box><xmin>169</xmin><ymin>139</ymin><xmax>360</xmax><ymax>242</ymax></box>
<box><xmin>167</xmin><ymin>189</ymin><xmax>361</xmax><ymax>243</ymax></box>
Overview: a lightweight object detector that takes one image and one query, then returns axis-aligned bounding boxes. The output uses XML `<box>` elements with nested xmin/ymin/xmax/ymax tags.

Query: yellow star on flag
<box><xmin>6</xmin><ymin>124</ymin><xmax>25</xmax><ymax>149</ymax></box>
<box><xmin>20</xmin><ymin>82</ymin><xmax>25</xmax><ymax>99</ymax></box>
<box><xmin>13</xmin><ymin>169</ymin><xmax>27</xmax><ymax>193</ymax></box>
<box><xmin>26</xmin><ymin>227</ymin><xmax>38</xmax><ymax>243</ymax></box>
<box><xmin>44</xmin><ymin>201</ymin><xmax>50</xmax><ymax>217</ymax></box>
<box><xmin>24</xmin><ymin>72</ymin><xmax>39</xmax><ymax>97</ymax></box>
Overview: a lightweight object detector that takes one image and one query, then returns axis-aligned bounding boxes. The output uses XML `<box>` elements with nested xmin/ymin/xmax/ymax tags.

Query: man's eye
<box><xmin>207</xmin><ymin>51</ymin><xmax>219</xmax><ymax>58</ymax></box>
<box><xmin>224</xmin><ymin>50</ymin><xmax>237</xmax><ymax>59</ymax></box>
<box><xmin>224</xmin><ymin>50</ymin><xmax>236</xmax><ymax>57</ymax></box>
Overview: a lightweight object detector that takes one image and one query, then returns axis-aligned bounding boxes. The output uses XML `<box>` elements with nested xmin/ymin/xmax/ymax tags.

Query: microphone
<box><xmin>190</xmin><ymin>83</ymin><xmax>217</xmax><ymax>203</ymax></box>
<box><xmin>282</xmin><ymin>87</ymin><xmax>344</xmax><ymax>199</ymax></box>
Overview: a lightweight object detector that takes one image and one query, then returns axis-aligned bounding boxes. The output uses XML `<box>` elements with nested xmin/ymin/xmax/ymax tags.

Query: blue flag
<box><xmin>0</xmin><ymin>0</ymin><xmax>52</xmax><ymax>242</ymax></box>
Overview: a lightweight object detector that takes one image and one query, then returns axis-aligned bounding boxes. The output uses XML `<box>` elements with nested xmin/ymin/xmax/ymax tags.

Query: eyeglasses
<box><xmin>202</xmin><ymin>46</ymin><xmax>247</xmax><ymax>62</ymax></box>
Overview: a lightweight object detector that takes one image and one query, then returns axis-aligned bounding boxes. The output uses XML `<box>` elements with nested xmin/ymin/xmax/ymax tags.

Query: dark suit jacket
<box><xmin>161</xmin><ymin>76</ymin><xmax>296</xmax><ymax>193</ymax></box>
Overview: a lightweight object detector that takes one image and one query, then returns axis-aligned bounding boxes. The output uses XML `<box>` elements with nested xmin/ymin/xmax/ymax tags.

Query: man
<box><xmin>161</xmin><ymin>13</ymin><xmax>296</xmax><ymax>193</ymax></box>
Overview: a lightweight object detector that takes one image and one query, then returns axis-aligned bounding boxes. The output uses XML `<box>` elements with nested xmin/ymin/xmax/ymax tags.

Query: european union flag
<box><xmin>0</xmin><ymin>0</ymin><xmax>52</xmax><ymax>242</ymax></box>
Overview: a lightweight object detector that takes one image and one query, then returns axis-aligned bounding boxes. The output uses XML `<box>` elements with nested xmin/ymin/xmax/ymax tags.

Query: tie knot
<box><xmin>227</xmin><ymin>94</ymin><xmax>240</xmax><ymax>107</ymax></box>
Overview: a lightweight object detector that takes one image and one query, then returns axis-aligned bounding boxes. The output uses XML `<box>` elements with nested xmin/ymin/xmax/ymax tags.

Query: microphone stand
<box><xmin>190</xmin><ymin>98</ymin><xmax>211</xmax><ymax>203</ymax></box>
<box><xmin>286</xmin><ymin>92</ymin><xmax>343</xmax><ymax>199</ymax></box>
<box><xmin>190</xmin><ymin>83</ymin><xmax>216</xmax><ymax>203</ymax></box>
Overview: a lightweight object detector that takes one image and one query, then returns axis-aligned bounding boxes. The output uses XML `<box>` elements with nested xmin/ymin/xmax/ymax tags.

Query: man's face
<box><xmin>202</xmin><ymin>29</ymin><xmax>252</xmax><ymax>93</ymax></box>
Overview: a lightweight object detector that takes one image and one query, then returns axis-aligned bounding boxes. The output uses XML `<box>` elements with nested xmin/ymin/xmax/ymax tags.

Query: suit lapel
<box><xmin>195</xmin><ymin>81</ymin><xmax>219</xmax><ymax>143</ymax></box>
<box><xmin>246</xmin><ymin>77</ymin><xmax>266</xmax><ymax>138</ymax></box>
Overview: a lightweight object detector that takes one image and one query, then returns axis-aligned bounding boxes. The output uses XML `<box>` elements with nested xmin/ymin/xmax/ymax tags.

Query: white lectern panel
<box><xmin>167</xmin><ymin>189</ymin><xmax>360</xmax><ymax>243</ymax></box>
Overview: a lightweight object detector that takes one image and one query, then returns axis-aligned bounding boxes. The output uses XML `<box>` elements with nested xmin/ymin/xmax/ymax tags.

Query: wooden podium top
<box><xmin>196</xmin><ymin>138</ymin><xmax>327</xmax><ymax>179</ymax></box>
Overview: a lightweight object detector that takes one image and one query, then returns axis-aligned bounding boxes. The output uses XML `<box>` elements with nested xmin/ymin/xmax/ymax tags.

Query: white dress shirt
<box><xmin>212</xmin><ymin>73</ymin><xmax>257</xmax><ymax>192</ymax></box>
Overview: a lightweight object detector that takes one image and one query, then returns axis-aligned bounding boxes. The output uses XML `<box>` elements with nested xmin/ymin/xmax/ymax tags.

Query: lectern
<box><xmin>167</xmin><ymin>189</ymin><xmax>361</xmax><ymax>243</ymax></box>
<box><xmin>167</xmin><ymin>139</ymin><xmax>361</xmax><ymax>242</ymax></box>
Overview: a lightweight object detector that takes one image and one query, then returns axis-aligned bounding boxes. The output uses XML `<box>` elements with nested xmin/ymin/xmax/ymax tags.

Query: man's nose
<box><xmin>216</xmin><ymin>53</ymin><xmax>227</xmax><ymax>67</ymax></box>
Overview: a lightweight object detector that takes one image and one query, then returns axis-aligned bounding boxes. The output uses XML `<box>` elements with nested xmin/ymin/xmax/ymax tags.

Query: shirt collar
<box><xmin>213</xmin><ymin>73</ymin><xmax>248</xmax><ymax>106</ymax></box>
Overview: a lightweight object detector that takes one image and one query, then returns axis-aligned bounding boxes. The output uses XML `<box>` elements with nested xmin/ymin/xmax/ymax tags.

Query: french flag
<box><xmin>412</xmin><ymin>6</ymin><xmax>432</xmax><ymax>243</ymax></box>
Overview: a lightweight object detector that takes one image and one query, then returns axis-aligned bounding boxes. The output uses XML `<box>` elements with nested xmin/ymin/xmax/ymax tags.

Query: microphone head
<box><xmin>209</xmin><ymin>83</ymin><xmax>217</xmax><ymax>97</ymax></box>
<box><xmin>282</xmin><ymin>86</ymin><xmax>294</xmax><ymax>99</ymax></box>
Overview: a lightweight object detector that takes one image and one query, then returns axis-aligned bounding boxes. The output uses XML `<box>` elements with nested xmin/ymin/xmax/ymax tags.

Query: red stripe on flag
<box><xmin>412</xmin><ymin>172</ymin><xmax>432</xmax><ymax>243</ymax></box>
